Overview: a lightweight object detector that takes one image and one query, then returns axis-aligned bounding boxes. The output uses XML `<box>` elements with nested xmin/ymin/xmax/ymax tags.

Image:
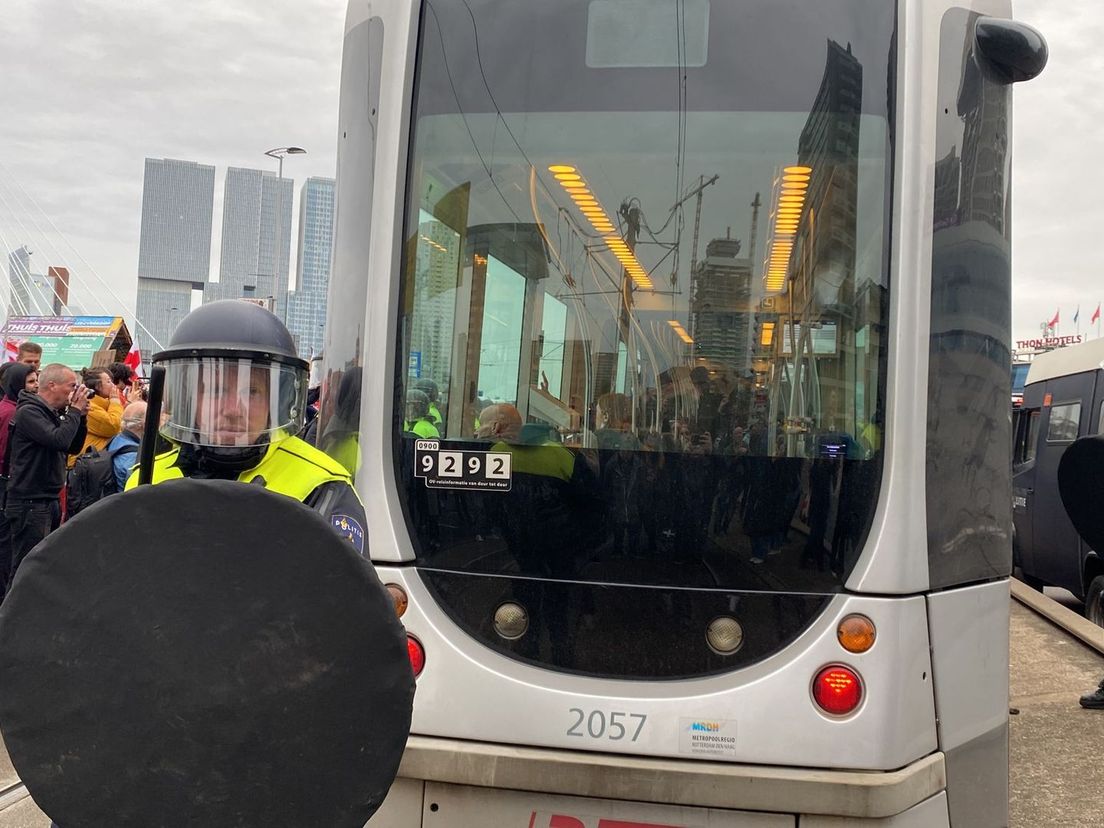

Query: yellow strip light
<box><xmin>764</xmin><ymin>165</ymin><xmax>812</xmax><ymax>293</ymax></box>
<box><xmin>667</xmin><ymin>319</ymin><xmax>694</xmax><ymax>344</ymax></box>
<box><xmin>760</xmin><ymin>321</ymin><xmax>776</xmax><ymax>347</ymax></box>
<box><xmin>549</xmin><ymin>164</ymin><xmax>653</xmax><ymax>290</ymax></box>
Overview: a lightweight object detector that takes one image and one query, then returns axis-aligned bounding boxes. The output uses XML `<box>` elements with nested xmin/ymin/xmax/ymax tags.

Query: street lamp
<box><xmin>263</xmin><ymin>146</ymin><xmax>307</xmax><ymax>323</ymax></box>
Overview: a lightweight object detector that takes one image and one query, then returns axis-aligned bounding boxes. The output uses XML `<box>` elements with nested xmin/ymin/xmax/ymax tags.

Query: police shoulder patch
<box><xmin>331</xmin><ymin>514</ymin><xmax>366</xmax><ymax>554</ymax></box>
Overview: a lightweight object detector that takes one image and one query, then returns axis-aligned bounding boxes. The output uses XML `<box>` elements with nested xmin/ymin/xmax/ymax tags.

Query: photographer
<box><xmin>68</xmin><ymin>367</ymin><xmax>123</xmax><ymax>468</ymax></box>
<box><xmin>5</xmin><ymin>364</ymin><xmax>88</xmax><ymax>587</ymax></box>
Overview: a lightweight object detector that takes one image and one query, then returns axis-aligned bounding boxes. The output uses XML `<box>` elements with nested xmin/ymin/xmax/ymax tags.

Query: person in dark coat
<box><xmin>4</xmin><ymin>363</ymin><xmax>88</xmax><ymax>591</ymax></box>
<box><xmin>0</xmin><ymin>362</ymin><xmax>38</xmax><ymax>600</ymax></box>
<box><xmin>0</xmin><ymin>363</ymin><xmax>39</xmax><ymax>474</ymax></box>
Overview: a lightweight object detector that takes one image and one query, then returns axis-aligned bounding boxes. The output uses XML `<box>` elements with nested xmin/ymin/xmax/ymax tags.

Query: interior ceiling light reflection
<box><xmin>764</xmin><ymin>164</ymin><xmax>812</xmax><ymax>294</ymax></box>
<box><xmin>667</xmin><ymin>319</ymin><xmax>694</xmax><ymax>344</ymax></box>
<box><xmin>549</xmin><ymin>164</ymin><xmax>653</xmax><ymax>290</ymax></box>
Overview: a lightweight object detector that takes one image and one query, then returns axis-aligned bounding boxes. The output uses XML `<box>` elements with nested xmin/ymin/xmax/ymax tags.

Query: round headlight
<box><xmin>706</xmin><ymin>616</ymin><xmax>744</xmax><ymax>655</ymax></box>
<box><xmin>494</xmin><ymin>602</ymin><xmax>529</xmax><ymax>640</ymax></box>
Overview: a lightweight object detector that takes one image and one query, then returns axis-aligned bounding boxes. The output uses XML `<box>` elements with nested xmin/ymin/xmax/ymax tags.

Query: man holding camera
<box><xmin>5</xmin><ymin>364</ymin><xmax>89</xmax><ymax>587</ymax></box>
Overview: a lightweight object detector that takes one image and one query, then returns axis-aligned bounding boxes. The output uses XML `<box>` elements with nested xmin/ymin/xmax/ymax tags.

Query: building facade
<box><xmin>135</xmin><ymin>158</ymin><xmax>215</xmax><ymax>354</ymax></box>
<box><xmin>7</xmin><ymin>246</ymin><xmax>70</xmax><ymax>317</ymax></box>
<box><xmin>689</xmin><ymin>235</ymin><xmax>755</xmax><ymax>379</ymax></box>
<box><xmin>287</xmin><ymin>177</ymin><xmax>335</xmax><ymax>358</ymax></box>
<box><xmin>205</xmin><ymin>167</ymin><xmax>294</xmax><ymax>322</ymax></box>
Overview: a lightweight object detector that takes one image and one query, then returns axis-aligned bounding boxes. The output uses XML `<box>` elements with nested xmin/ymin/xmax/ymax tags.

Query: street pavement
<box><xmin>1009</xmin><ymin>599</ymin><xmax>1104</xmax><ymax>826</ymax></box>
<box><xmin>2</xmin><ymin>600</ymin><xmax>1103</xmax><ymax>826</ymax></box>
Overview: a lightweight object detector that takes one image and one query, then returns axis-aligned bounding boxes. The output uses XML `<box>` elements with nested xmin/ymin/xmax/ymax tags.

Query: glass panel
<box><xmin>394</xmin><ymin>0</ymin><xmax>894</xmax><ymax>593</ymax></box>
<box><xmin>477</xmin><ymin>257</ymin><xmax>526</xmax><ymax>405</ymax></box>
<box><xmin>1047</xmin><ymin>402</ymin><xmax>1081</xmax><ymax>443</ymax></box>
<box><xmin>1011</xmin><ymin>363</ymin><xmax>1029</xmax><ymax>395</ymax></box>
<box><xmin>539</xmin><ymin>293</ymin><xmax>569</xmax><ymax>400</ymax></box>
<box><xmin>316</xmin><ymin>16</ymin><xmax>384</xmax><ymax>478</ymax></box>
<box><xmin>1012</xmin><ymin>406</ymin><xmax>1040</xmax><ymax>466</ymax></box>
<box><xmin>1025</xmin><ymin>409</ymin><xmax>1040</xmax><ymax>463</ymax></box>
<box><xmin>925</xmin><ymin>7</ymin><xmax>1013</xmax><ymax>587</ymax></box>
<box><xmin>408</xmin><ymin>209</ymin><xmax>461</xmax><ymax>437</ymax></box>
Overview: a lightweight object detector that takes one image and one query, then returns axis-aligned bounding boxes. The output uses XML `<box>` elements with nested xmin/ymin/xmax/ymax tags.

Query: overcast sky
<box><xmin>0</xmin><ymin>0</ymin><xmax>1091</xmax><ymax>343</ymax></box>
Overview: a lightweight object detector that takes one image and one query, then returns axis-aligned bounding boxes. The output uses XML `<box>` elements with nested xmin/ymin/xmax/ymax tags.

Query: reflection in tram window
<box><xmin>392</xmin><ymin>0</ymin><xmax>892</xmax><ymax>597</ymax></box>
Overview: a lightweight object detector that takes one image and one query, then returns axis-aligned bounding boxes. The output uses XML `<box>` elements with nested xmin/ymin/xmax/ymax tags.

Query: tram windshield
<box><xmin>385</xmin><ymin>0</ymin><xmax>895</xmax><ymax>592</ymax></box>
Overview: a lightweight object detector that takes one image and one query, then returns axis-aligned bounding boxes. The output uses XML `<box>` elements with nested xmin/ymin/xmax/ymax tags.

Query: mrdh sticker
<box><xmin>414</xmin><ymin>440</ymin><xmax>512</xmax><ymax>491</ymax></box>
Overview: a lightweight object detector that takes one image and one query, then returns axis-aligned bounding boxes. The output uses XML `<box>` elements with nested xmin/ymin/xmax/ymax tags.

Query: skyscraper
<box><xmin>797</xmin><ymin>40</ymin><xmax>862</xmax><ymax>312</ymax></box>
<box><xmin>287</xmin><ymin>177</ymin><xmax>335</xmax><ymax>358</ymax></box>
<box><xmin>135</xmin><ymin>158</ymin><xmax>215</xmax><ymax>354</ymax></box>
<box><xmin>8</xmin><ymin>246</ymin><xmax>69</xmax><ymax>317</ymax></box>
<box><xmin>205</xmin><ymin>167</ymin><xmax>294</xmax><ymax>322</ymax></box>
<box><xmin>689</xmin><ymin>234</ymin><xmax>754</xmax><ymax>378</ymax></box>
<box><xmin>793</xmin><ymin>39</ymin><xmax>864</xmax><ymax>431</ymax></box>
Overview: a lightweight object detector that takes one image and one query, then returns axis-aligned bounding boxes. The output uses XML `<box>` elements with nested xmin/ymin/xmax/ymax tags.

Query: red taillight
<box><xmin>813</xmin><ymin>665</ymin><xmax>863</xmax><ymax>716</ymax></box>
<box><xmin>407</xmin><ymin>635</ymin><xmax>425</xmax><ymax>677</ymax></box>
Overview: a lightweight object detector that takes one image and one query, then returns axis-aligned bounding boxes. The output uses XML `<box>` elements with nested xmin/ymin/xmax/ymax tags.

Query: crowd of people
<box><xmin>0</xmin><ymin>341</ymin><xmax>147</xmax><ymax>602</ymax></box>
<box><xmin>389</xmin><ymin>366</ymin><xmax>884</xmax><ymax>584</ymax></box>
<box><xmin>0</xmin><ymin>302</ymin><xmax>366</xmax><ymax>828</ymax></box>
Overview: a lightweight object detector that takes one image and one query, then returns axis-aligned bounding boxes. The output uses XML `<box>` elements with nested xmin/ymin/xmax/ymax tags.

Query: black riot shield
<box><xmin>1058</xmin><ymin>435</ymin><xmax>1104</xmax><ymax>555</ymax></box>
<box><xmin>0</xmin><ymin>479</ymin><xmax>414</xmax><ymax>827</ymax></box>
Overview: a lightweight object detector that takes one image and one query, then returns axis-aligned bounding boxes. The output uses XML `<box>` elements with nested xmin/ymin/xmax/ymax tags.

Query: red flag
<box><xmin>1093</xmin><ymin>304</ymin><xmax>1101</xmax><ymax>325</ymax></box>
<box><xmin>124</xmin><ymin>341</ymin><xmax>143</xmax><ymax>377</ymax></box>
<box><xmin>3</xmin><ymin>340</ymin><xmax>19</xmax><ymax>363</ymax></box>
<box><xmin>1048</xmin><ymin>308</ymin><xmax>1060</xmax><ymax>327</ymax></box>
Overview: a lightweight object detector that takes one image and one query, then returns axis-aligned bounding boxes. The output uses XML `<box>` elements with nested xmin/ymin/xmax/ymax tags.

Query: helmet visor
<box><xmin>160</xmin><ymin>357</ymin><xmax>307</xmax><ymax>448</ymax></box>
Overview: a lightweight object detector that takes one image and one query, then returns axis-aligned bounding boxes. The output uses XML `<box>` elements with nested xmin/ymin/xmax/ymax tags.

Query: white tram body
<box><xmin>317</xmin><ymin>1</ymin><xmax>1045</xmax><ymax>824</ymax></box>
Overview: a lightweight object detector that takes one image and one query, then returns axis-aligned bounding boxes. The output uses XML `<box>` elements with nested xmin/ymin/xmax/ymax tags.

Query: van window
<box><xmin>1025</xmin><ymin>410</ymin><xmax>1040</xmax><ymax>462</ymax></box>
<box><xmin>1046</xmin><ymin>402</ymin><xmax>1081</xmax><ymax>443</ymax></box>
<box><xmin>1013</xmin><ymin>408</ymin><xmax>1040</xmax><ymax>465</ymax></box>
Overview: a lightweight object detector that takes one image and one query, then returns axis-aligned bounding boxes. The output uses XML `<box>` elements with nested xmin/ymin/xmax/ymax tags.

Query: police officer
<box><xmin>413</xmin><ymin>378</ymin><xmax>443</xmax><ymax>425</ymax></box>
<box><xmin>403</xmin><ymin>388</ymin><xmax>440</xmax><ymax>439</ymax></box>
<box><xmin>125</xmin><ymin>301</ymin><xmax>367</xmax><ymax>554</ymax></box>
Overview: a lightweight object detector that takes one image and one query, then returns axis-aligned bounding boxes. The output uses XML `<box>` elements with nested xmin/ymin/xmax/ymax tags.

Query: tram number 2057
<box><xmin>566</xmin><ymin>709</ymin><xmax>647</xmax><ymax>742</ymax></box>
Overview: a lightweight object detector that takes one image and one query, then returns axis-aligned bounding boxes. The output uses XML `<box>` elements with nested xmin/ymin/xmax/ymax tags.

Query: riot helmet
<box><xmin>404</xmin><ymin>388</ymin><xmax>430</xmax><ymax>424</ymax></box>
<box><xmin>412</xmin><ymin>378</ymin><xmax>438</xmax><ymax>402</ymax></box>
<box><xmin>153</xmin><ymin>301</ymin><xmax>308</xmax><ymax>474</ymax></box>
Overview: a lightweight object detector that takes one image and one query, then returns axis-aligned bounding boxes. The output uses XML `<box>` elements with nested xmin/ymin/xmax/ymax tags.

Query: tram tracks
<box><xmin>1010</xmin><ymin>578</ymin><xmax>1104</xmax><ymax>656</ymax></box>
<box><xmin>0</xmin><ymin>780</ymin><xmax>29</xmax><ymax>812</ymax></box>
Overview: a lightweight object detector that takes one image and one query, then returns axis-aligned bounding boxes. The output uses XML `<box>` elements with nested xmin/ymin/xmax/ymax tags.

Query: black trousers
<box><xmin>0</xmin><ymin>509</ymin><xmax>11</xmax><ymax>600</ymax></box>
<box><xmin>5</xmin><ymin>498</ymin><xmax>60</xmax><ymax>589</ymax></box>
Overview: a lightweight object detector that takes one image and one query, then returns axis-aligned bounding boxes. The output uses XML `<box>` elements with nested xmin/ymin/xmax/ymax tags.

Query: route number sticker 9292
<box><xmin>566</xmin><ymin>709</ymin><xmax>647</xmax><ymax>742</ymax></box>
<box><xmin>413</xmin><ymin>439</ymin><xmax>512</xmax><ymax>491</ymax></box>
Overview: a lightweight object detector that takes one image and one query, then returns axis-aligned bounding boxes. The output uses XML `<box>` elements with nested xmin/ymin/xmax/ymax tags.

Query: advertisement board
<box><xmin>1</xmin><ymin>316</ymin><xmax>132</xmax><ymax>369</ymax></box>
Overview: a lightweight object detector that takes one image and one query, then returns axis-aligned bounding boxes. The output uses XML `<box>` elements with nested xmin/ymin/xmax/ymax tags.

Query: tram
<box><xmin>317</xmin><ymin>1</ymin><xmax>1045</xmax><ymax>824</ymax></box>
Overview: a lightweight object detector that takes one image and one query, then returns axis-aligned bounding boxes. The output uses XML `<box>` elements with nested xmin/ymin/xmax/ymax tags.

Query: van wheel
<box><xmin>1086</xmin><ymin>576</ymin><xmax>1104</xmax><ymax>628</ymax></box>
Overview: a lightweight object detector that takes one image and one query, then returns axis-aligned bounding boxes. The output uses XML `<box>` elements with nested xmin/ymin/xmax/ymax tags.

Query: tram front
<box><xmin>321</xmin><ymin>0</ymin><xmax>1046</xmax><ymax>824</ymax></box>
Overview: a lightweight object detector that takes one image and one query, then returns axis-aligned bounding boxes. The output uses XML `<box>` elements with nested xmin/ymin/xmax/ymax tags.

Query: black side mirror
<box><xmin>975</xmin><ymin>17</ymin><xmax>1048</xmax><ymax>84</ymax></box>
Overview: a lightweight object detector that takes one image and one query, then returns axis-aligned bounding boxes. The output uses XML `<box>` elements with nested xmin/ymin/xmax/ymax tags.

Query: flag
<box><xmin>123</xmin><ymin>341</ymin><xmax>143</xmax><ymax>378</ymax></box>
<box><xmin>1048</xmin><ymin>308</ymin><xmax>1060</xmax><ymax>327</ymax></box>
<box><xmin>3</xmin><ymin>340</ymin><xmax>18</xmax><ymax>363</ymax></box>
<box><xmin>1093</xmin><ymin>304</ymin><xmax>1101</xmax><ymax>325</ymax></box>
<box><xmin>1074</xmin><ymin>305</ymin><xmax>1081</xmax><ymax>325</ymax></box>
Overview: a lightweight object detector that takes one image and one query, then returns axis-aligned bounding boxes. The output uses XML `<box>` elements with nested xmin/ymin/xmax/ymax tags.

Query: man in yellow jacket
<box><xmin>125</xmin><ymin>301</ymin><xmax>367</xmax><ymax>554</ymax></box>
